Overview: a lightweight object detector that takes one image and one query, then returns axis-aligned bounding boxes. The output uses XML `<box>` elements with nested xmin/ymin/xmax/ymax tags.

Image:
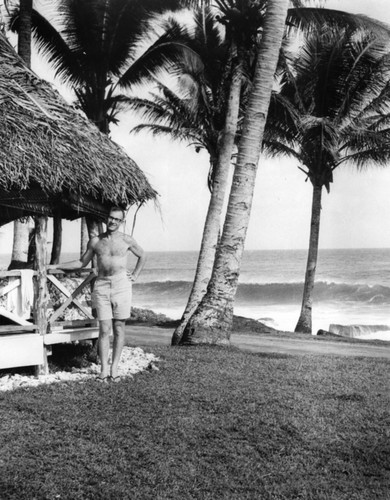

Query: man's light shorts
<box><xmin>92</xmin><ymin>273</ymin><xmax>132</xmax><ymax>321</ymax></box>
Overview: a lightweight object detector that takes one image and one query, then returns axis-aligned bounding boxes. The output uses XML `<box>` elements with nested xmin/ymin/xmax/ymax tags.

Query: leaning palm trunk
<box><xmin>180</xmin><ymin>0</ymin><xmax>289</xmax><ymax>345</ymax></box>
<box><xmin>9</xmin><ymin>0</ymin><xmax>33</xmax><ymax>270</ymax></box>
<box><xmin>8</xmin><ymin>220</ymin><xmax>30</xmax><ymax>269</ymax></box>
<box><xmin>295</xmin><ymin>183</ymin><xmax>322</xmax><ymax>334</ymax></box>
<box><xmin>171</xmin><ymin>49</ymin><xmax>243</xmax><ymax>345</ymax></box>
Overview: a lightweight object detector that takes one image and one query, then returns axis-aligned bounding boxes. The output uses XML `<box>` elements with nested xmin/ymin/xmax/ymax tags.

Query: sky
<box><xmin>1</xmin><ymin>0</ymin><xmax>390</xmax><ymax>255</ymax></box>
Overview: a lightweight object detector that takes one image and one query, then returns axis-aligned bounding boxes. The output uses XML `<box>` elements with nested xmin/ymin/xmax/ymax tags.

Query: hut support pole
<box><xmin>34</xmin><ymin>216</ymin><xmax>49</xmax><ymax>375</ymax></box>
<box><xmin>86</xmin><ymin>217</ymin><xmax>100</xmax><ymax>269</ymax></box>
<box><xmin>80</xmin><ymin>217</ymin><xmax>89</xmax><ymax>257</ymax></box>
<box><xmin>86</xmin><ymin>217</ymin><xmax>100</xmax><ymax>355</ymax></box>
<box><xmin>50</xmin><ymin>213</ymin><xmax>62</xmax><ymax>264</ymax></box>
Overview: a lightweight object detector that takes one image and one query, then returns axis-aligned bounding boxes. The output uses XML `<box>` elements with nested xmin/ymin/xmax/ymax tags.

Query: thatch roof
<box><xmin>0</xmin><ymin>30</ymin><xmax>157</xmax><ymax>225</ymax></box>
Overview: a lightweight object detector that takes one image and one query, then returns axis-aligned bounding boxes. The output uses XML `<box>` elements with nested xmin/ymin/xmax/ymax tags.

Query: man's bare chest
<box><xmin>95</xmin><ymin>238</ymin><xmax>128</xmax><ymax>257</ymax></box>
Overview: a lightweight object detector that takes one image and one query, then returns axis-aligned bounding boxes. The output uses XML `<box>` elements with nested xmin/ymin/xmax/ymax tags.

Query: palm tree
<box><xmin>128</xmin><ymin>9</ymin><xmax>228</xmax><ymax>189</ymax></box>
<box><xmin>126</xmin><ymin>6</ymin><xmax>248</xmax><ymax>344</ymax></box>
<box><xmin>264</xmin><ymin>23</ymin><xmax>390</xmax><ymax>333</ymax></box>
<box><xmin>169</xmin><ymin>0</ymin><xmax>301</xmax><ymax>344</ymax></box>
<box><xmin>128</xmin><ymin>3</ymin><xmax>377</xmax><ymax>345</ymax></box>
<box><xmin>130</xmin><ymin>0</ymin><xmax>292</xmax><ymax>344</ymax></box>
<box><xmin>180</xmin><ymin>0</ymin><xmax>290</xmax><ymax>345</ymax></box>
<box><xmin>10</xmin><ymin>0</ymin><xmax>191</xmax><ymax>133</ymax></box>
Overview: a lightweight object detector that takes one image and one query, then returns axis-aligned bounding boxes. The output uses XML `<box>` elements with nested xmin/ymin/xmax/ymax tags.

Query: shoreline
<box><xmin>129</xmin><ymin>307</ymin><xmax>390</xmax><ymax>346</ymax></box>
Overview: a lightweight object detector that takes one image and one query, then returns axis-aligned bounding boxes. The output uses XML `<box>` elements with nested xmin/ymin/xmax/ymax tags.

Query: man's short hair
<box><xmin>109</xmin><ymin>206</ymin><xmax>126</xmax><ymax>220</ymax></box>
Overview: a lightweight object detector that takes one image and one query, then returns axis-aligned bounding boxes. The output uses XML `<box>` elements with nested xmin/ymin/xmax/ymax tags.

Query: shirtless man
<box><xmin>48</xmin><ymin>207</ymin><xmax>146</xmax><ymax>381</ymax></box>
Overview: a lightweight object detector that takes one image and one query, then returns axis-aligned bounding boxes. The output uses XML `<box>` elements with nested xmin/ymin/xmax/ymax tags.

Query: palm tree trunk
<box><xmin>295</xmin><ymin>183</ymin><xmax>322</xmax><ymax>334</ymax></box>
<box><xmin>9</xmin><ymin>0</ymin><xmax>33</xmax><ymax>270</ymax></box>
<box><xmin>86</xmin><ymin>217</ymin><xmax>100</xmax><ymax>268</ymax></box>
<box><xmin>17</xmin><ymin>0</ymin><xmax>33</xmax><ymax>66</ymax></box>
<box><xmin>180</xmin><ymin>0</ymin><xmax>289</xmax><ymax>345</ymax></box>
<box><xmin>8</xmin><ymin>220</ymin><xmax>30</xmax><ymax>269</ymax></box>
<box><xmin>80</xmin><ymin>217</ymin><xmax>89</xmax><ymax>257</ymax></box>
<box><xmin>27</xmin><ymin>224</ymin><xmax>36</xmax><ymax>266</ymax></box>
<box><xmin>171</xmin><ymin>48</ymin><xmax>243</xmax><ymax>345</ymax></box>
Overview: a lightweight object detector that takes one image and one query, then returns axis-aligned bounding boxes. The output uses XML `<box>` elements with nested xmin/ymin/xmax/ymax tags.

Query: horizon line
<box><xmin>0</xmin><ymin>247</ymin><xmax>390</xmax><ymax>255</ymax></box>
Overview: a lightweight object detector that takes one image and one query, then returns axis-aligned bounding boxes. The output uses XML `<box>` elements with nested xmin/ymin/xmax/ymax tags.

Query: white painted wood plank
<box><xmin>44</xmin><ymin>328</ymin><xmax>99</xmax><ymax>345</ymax></box>
<box><xmin>0</xmin><ymin>306</ymin><xmax>33</xmax><ymax>326</ymax></box>
<box><xmin>0</xmin><ymin>279</ymin><xmax>21</xmax><ymax>298</ymax></box>
<box><xmin>0</xmin><ymin>334</ymin><xmax>44</xmax><ymax>370</ymax></box>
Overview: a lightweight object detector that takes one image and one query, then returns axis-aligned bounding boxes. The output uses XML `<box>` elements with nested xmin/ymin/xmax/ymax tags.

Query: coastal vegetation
<box><xmin>180</xmin><ymin>0</ymin><xmax>290</xmax><ymax>344</ymax></box>
<box><xmin>124</xmin><ymin>3</ymin><xmax>390</xmax><ymax>341</ymax></box>
<box><xmin>127</xmin><ymin>4</ymin><xmax>244</xmax><ymax>344</ymax></box>
<box><xmin>265</xmin><ymin>24</ymin><xmax>390</xmax><ymax>333</ymax></box>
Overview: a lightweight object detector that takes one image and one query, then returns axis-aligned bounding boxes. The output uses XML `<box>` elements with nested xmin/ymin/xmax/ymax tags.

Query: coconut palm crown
<box><xmin>9</xmin><ymin>0</ymin><xmax>192</xmax><ymax>133</ymax></box>
<box><xmin>264</xmin><ymin>23</ymin><xmax>390</xmax><ymax>333</ymax></box>
<box><xmin>127</xmin><ymin>7</ymin><xmax>232</xmax><ymax>190</ymax></box>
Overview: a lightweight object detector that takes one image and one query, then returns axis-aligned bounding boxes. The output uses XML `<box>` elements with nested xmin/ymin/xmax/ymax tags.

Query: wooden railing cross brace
<box><xmin>47</xmin><ymin>274</ymin><xmax>93</xmax><ymax>322</ymax></box>
<box><xmin>0</xmin><ymin>279</ymin><xmax>21</xmax><ymax>298</ymax></box>
<box><xmin>48</xmin><ymin>272</ymin><xmax>96</xmax><ymax>324</ymax></box>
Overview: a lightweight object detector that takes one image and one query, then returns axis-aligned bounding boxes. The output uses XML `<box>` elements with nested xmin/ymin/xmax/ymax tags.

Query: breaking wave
<box><xmin>134</xmin><ymin>280</ymin><xmax>390</xmax><ymax>305</ymax></box>
<box><xmin>329</xmin><ymin>323</ymin><xmax>390</xmax><ymax>337</ymax></box>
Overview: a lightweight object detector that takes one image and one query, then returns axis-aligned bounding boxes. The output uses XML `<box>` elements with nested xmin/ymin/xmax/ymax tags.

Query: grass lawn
<box><xmin>0</xmin><ymin>345</ymin><xmax>389</xmax><ymax>499</ymax></box>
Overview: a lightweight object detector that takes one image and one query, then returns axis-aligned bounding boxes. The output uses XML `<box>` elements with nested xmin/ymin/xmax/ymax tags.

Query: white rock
<box><xmin>0</xmin><ymin>347</ymin><xmax>159</xmax><ymax>392</ymax></box>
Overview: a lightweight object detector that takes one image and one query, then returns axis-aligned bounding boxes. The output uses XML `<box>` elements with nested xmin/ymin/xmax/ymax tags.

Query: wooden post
<box><xmin>86</xmin><ymin>217</ymin><xmax>99</xmax><ymax>342</ymax></box>
<box><xmin>80</xmin><ymin>217</ymin><xmax>89</xmax><ymax>257</ymax></box>
<box><xmin>86</xmin><ymin>217</ymin><xmax>100</xmax><ymax>268</ymax></box>
<box><xmin>34</xmin><ymin>215</ymin><xmax>49</xmax><ymax>374</ymax></box>
<box><xmin>50</xmin><ymin>212</ymin><xmax>62</xmax><ymax>264</ymax></box>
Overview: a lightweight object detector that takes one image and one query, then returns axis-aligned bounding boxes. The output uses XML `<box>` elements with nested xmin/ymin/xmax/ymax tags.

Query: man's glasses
<box><xmin>107</xmin><ymin>216</ymin><xmax>123</xmax><ymax>223</ymax></box>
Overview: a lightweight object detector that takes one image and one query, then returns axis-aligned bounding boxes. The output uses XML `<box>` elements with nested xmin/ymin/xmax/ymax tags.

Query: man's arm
<box><xmin>48</xmin><ymin>240</ymin><xmax>95</xmax><ymax>271</ymax></box>
<box><xmin>126</xmin><ymin>236</ymin><xmax>146</xmax><ymax>282</ymax></box>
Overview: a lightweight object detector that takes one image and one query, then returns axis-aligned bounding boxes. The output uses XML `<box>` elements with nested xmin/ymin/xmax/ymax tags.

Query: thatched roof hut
<box><xmin>0</xmin><ymin>30</ymin><xmax>156</xmax><ymax>225</ymax></box>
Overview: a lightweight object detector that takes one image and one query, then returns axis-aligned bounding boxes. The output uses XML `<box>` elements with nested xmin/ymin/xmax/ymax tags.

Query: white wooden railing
<box><xmin>0</xmin><ymin>268</ymin><xmax>98</xmax><ymax>336</ymax></box>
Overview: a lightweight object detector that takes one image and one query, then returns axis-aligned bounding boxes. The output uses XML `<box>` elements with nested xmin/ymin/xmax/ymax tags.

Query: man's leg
<box><xmin>111</xmin><ymin>319</ymin><xmax>126</xmax><ymax>379</ymax></box>
<box><xmin>98</xmin><ymin>319</ymin><xmax>112</xmax><ymax>379</ymax></box>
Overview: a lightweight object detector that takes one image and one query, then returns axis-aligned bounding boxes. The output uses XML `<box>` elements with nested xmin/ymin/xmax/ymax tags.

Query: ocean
<box><xmin>1</xmin><ymin>248</ymin><xmax>390</xmax><ymax>340</ymax></box>
<box><xmin>131</xmin><ymin>248</ymin><xmax>390</xmax><ymax>341</ymax></box>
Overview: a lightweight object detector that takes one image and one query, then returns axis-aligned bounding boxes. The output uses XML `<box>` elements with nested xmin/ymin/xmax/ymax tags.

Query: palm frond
<box><xmin>349</xmin><ymin>83</ymin><xmax>390</xmax><ymax>127</ymax></box>
<box><xmin>131</xmin><ymin>123</ymin><xmax>205</xmax><ymax>149</ymax></box>
<box><xmin>266</xmin><ymin>18</ymin><xmax>390</xmax><ymax>187</ymax></box>
<box><xmin>286</xmin><ymin>7</ymin><xmax>390</xmax><ymax>39</ymax></box>
<box><xmin>365</xmin><ymin>114</ymin><xmax>390</xmax><ymax>131</ymax></box>
<box><xmin>9</xmin><ymin>6</ymin><xmax>86</xmax><ymax>88</ymax></box>
<box><xmin>340</xmin><ymin>125</ymin><xmax>390</xmax><ymax>153</ymax></box>
<box><xmin>117</xmin><ymin>20</ymin><xmax>201</xmax><ymax>89</ymax></box>
<box><xmin>336</xmin><ymin>40</ymin><xmax>390</xmax><ymax>122</ymax></box>
<box><xmin>59</xmin><ymin>0</ymin><xmax>187</xmax><ymax>71</ymax></box>
<box><xmin>127</xmin><ymin>87</ymin><xmax>209</xmax><ymax>142</ymax></box>
<box><xmin>339</xmin><ymin>148</ymin><xmax>390</xmax><ymax>169</ymax></box>
<box><xmin>262</xmin><ymin>140</ymin><xmax>301</xmax><ymax>161</ymax></box>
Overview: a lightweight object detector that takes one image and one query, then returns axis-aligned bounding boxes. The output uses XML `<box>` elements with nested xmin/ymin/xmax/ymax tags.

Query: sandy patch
<box><xmin>0</xmin><ymin>346</ymin><xmax>159</xmax><ymax>392</ymax></box>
